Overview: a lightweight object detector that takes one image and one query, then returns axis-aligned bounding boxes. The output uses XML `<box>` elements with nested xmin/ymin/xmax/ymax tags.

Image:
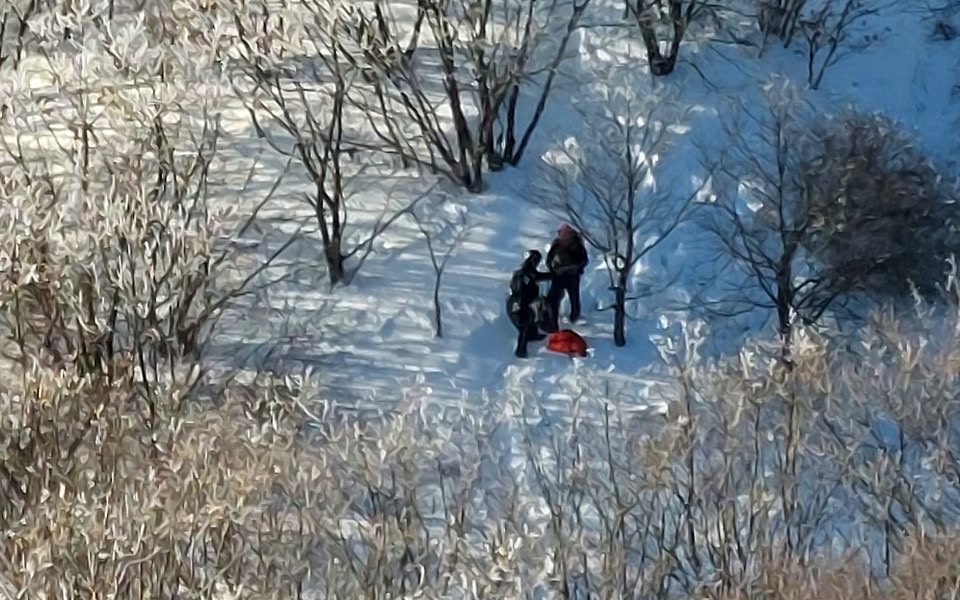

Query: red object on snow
<box><xmin>546</xmin><ymin>329</ymin><xmax>589</xmax><ymax>357</ymax></box>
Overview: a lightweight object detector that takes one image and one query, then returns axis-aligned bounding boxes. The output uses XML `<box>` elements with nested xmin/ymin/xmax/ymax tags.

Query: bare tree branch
<box><xmin>411</xmin><ymin>198</ymin><xmax>475</xmax><ymax>337</ymax></box>
<box><xmin>535</xmin><ymin>82</ymin><xmax>704</xmax><ymax>345</ymax></box>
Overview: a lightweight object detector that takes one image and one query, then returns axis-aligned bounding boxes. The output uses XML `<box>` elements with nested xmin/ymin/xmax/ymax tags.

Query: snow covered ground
<box><xmin>191</xmin><ymin>0</ymin><xmax>960</xmax><ymax>429</ymax></box>
<box><xmin>1</xmin><ymin>0</ymin><xmax>958</xmax><ymax>594</ymax></box>
<box><xmin>4</xmin><ymin>0</ymin><xmax>956</xmax><ymax>471</ymax></box>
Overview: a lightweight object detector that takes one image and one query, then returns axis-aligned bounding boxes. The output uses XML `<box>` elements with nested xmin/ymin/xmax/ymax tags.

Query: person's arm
<box><xmin>577</xmin><ymin>243</ymin><xmax>589</xmax><ymax>272</ymax></box>
<box><xmin>546</xmin><ymin>242</ymin><xmax>559</xmax><ymax>272</ymax></box>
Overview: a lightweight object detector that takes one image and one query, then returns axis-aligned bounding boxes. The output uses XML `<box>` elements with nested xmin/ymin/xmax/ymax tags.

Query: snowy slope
<box><xmin>198</xmin><ymin>0</ymin><xmax>960</xmax><ymax>438</ymax></box>
<box><xmin>0</xmin><ymin>1</ymin><xmax>956</xmax><ymax>593</ymax></box>
<box><xmin>1</xmin><ymin>0</ymin><xmax>953</xmax><ymax>429</ymax></box>
<box><xmin>203</xmin><ymin>0</ymin><xmax>958</xmax><ymax>426</ymax></box>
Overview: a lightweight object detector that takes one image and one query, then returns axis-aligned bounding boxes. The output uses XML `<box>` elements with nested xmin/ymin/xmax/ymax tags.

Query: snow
<box><xmin>3</xmin><ymin>0</ymin><xmax>959</xmax><ymax>588</ymax></box>
<box><xmin>124</xmin><ymin>12</ymin><xmax>934</xmax><ymax>551</ymax></box>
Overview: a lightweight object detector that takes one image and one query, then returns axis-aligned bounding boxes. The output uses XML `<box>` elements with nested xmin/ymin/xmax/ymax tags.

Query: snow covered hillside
<box><xmin>199</xmin><ymin>0</ymin><xmax>960</xmax><ymax>421</ymax></box>
<box><xmin>3</xmin><ymin>0</ymin><xmax>952</xmax><ymax>422</ymax></box>
<box><xmin>2</xmin><ymin>0</ymin><xmax>960</xmax><ymax>595</ymax></box>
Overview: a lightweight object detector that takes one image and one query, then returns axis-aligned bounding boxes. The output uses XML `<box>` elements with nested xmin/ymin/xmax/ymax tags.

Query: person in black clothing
<box><xmin>545</xmin><ymin>223</ymin><xmax>589</xmax><ymax>330</ymax></box>
<box><xmin>506</xmin><ymin>250</ymin><xmax>552</xmax><ymax>358</ymax></box>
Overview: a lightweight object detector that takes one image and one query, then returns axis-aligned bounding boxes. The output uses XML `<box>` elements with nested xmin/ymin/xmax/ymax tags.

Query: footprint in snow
<box><xmin>379</xmin><ymin>317</ymin><xmax>397</xmax><ymax>339</ymax></box>
<box><xmin>504</xmin><ymin>363</ymin><xmax>538</xmax><ymax>385</ymax></box>
<box><xmin>401</xmin><ymin>307</ymin><xmax>432</xmax><ymax>330</ymax></box>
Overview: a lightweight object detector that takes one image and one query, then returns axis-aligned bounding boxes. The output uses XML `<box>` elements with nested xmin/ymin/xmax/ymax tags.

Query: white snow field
<box><xmin>195</xmin><ymin>0</ymin><xmax>960</xmax><ymax>419</ymax></box>
<box><xmin>2</xmin><ymin>0</ymin><xmax>960</xmax><ymax>594</ymax></box>
<box><xmin>174</xmin><ymin>2</ymin><xmax>960</xmax><ymax>533</ymax></box>
<box><xmin>188</xmin><ymin>5</ymin><xmax>960</xmax><ymax>573</ymax></box>
<box><xmin>5</xmin><ymin>0</ymin><xmax>953</xmax><ymax>423</ymax></box>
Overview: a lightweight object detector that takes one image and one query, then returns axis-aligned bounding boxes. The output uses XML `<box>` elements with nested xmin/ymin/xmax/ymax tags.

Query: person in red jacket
<box><xmin>545</xmin><ymin>224</ymin><xmax>589</xmax><ymax>330</ymax></box>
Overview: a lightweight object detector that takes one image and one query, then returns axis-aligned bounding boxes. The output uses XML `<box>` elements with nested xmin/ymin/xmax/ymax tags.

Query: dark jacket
<box><xmin>508</xmin><ymin>258</ymin><xmax>551</xmax><ymax>313</ymax></box>
<box><xmin>547</xmin><ymin>235</ymin><xmax>588</xmax><ymax>278</ymax></box>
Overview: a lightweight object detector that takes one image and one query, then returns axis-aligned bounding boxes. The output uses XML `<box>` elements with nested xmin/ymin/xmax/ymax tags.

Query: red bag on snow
<box><xmin>546</xmin><ymin>329</ymin><xmax>589</xmax><ymax>357</ymax></box>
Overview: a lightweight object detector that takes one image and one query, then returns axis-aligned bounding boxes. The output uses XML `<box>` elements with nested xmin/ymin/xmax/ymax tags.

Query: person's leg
<box><xmin>536</xmin><ymin>297</ymin><xmax>556</xmax><ymax>334</ymax></box>
<box><xmin>515</xmin><ymin>330</ymin><xmax>529</xmax><ymax>358</ymax></box>
<box><xmin>515</xmin><ymin>307</ymin><xmax>533</xmax><ymax>357</ymax></box>
<box><xmin>568</xmin><ymin>276</ymin><xmax>582</xmax><ymax>323</ymax></box>
<box><xmin>507</xmin><ymin>298</ymin><xmax>527</xmax><ymax>356</ymax></box>
<box><xmin>527</xmin><ymin>320</ymin><xmax>545</xmax><ymax>342</ymax></box>
<box><xmin>545</xmin><ymin>282</ymin><xmax>563</xmax><ymax>331</ymax></box>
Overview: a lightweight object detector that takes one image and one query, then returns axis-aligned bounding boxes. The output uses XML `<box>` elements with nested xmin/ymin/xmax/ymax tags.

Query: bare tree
<box><xmin>412</xmin><ymin>198</ymin><xmax>474</xmax><ymax>337</ymax></box>
<box><xmin>335</xmin><ymin>0</ymin><xmax>591</xmax><ymax>191</ymax></box>
<box><xmin>536</xmin><ymin>83</ymin><xmax>703</xmax><ymax>346</ymax></box>
<box><xmin>800</xmin><ymin>0</ymin><xmax>886</xmax><ymax>89</ymax></box>
<box><xmin>703</xmin><ymin>81</ymin><xmax>829</xmax><ymax>363</ymax></box>
<box><xmin>757</xmin><ymin>0</ymin><xmax>809</xmax><ymax>51</ymax></box>
<box><xmin>624</xmin><ymin>0</ymin><xmax>713</xmax><ymax>76</ymax></box>
<box><xmin>707</xmin><ymin>81</ymin><xmax>960</xmax><ymax>365</ymax></box>
<box><xmin>233</xmin><ymin>5</ymin><xmax>428</xmax><ymax>286</ymax></box>
<box><xmin>0</xmin><ymin>0</ymin><xmax>39</xmax><ymax>70</ymax></box>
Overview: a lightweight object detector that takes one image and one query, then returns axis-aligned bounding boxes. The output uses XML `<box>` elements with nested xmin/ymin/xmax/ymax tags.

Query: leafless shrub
<box><xmin>703</xmin><ymin>80</ymin><xmax>957</xmax><ymax>364</ymax></box>
<box><xmin>799</xmin><ymin>0</ymin><xmax>887</xmax><ymax>90</ymax></box>
<box><xmin>703</xmin><ymin>79</ymin><xmax>826</xmax><ymax>363</ymax></box>
<box><xmin>5</xmin><ymin>267</ymin><xmax>960</xmax><ymax>597</ymax></box>
<box><xmin>757</xmin><ymin>0</ymin><xmax>809</xmax><ymax>51</ymax></box>
<box><xmin>798</xmin><ymin>109</ymin><xmax>960</xmax><ymax>301</ymax></box>
<box><xmin>0</xmin><ymin>351</ymin><xmax>538</xmax><ymax>598</ymax></box>
<box><xmin>886</xmin><ymin>531</ymin><xmax>960</xmax><ymax>598</ymax></box>
<box><xmin>411</xmin><ymin>196</ymin><xmax>475</xmax><ymax>338</ymax></box>
<box><xmin>0</xmin><ymin>361</ymin><xmax>332</xmax><ymax>597</ymax></box>
<box><xmin>0</xmin><ymin>29</ymin><xmax>295</xmax><ymax>398</ymax></box>
<box><xmin>521</xmin><ymin>295</ymin><xmax>960</xmax><ymax>597</ymax></box>
<box><xmin>0</xmin><ymin>0</ymin><xmax>40</xmax><ymax>71</ymax></box>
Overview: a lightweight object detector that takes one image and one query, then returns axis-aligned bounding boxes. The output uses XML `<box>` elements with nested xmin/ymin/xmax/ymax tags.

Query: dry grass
<box><xmin>6</xmin><ymin>276</ymin><xmax>960</xmax><ymax>598</ymax></box>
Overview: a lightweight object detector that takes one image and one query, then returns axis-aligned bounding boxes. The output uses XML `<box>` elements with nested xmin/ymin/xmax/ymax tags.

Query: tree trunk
<box><xmin>404</xmin><ymin>0</ymin><xmax>426</xmax><ymax>56</ymax></box>
<box><xmin>433</xmin><ymin>19</ymin><xmax>478</xmax><ymax>192</ymax></box>
<box><xmin>632</xmin><ymin>1</ymin><xmax>684</xmax><ymax>76</ymax></box>
<box><xmin>500</xmin><ymin>83</ymin><xmax>521</xmax><ymax>162</ymax></box>
<box><xmin>325</xmin><ymin>237</ymin><xmax>345</xmax><ymax>286</ymax></box>
<box><xmin>614</xmin><ymin>275</ymin><xmax>627</xmax><ymax>347</ymax></box>
<box><xmin>776</xmin><ymin>242</ymin><xmax>795</xmax><ymax>367</ymax></box>
<box><xmin>433</xmin><ymin>278</ymin><xmax>442</xmax><ymax>338</ymax></box>
<box><xmin>649</xmin><ymin>51</ymin><xmax>678</xmax><ymax>76</ymax></box>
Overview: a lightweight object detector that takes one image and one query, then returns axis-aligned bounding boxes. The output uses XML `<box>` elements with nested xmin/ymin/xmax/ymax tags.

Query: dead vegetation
<box><xmin>5</xmin><ymin>251</ymin><xmax>960</xmax><ymax>597</ymax></box>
